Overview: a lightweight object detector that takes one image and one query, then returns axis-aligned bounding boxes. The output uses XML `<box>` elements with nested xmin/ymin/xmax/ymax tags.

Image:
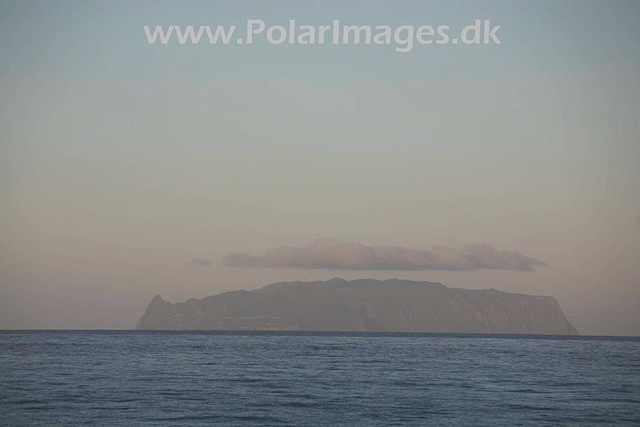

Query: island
<box><xmin>136</xmin><ymin>278</ymin><xmax>578</xmax><ymax>335</ymax></box>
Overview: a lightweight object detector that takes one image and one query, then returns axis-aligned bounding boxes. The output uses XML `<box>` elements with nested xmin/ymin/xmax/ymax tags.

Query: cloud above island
<box><xmin>222</xmin><ymin>238</ymin><xmax>548</xmax><ymax>272</ymax></box>
<box><xmin>191</xmin><ymin>257</ymin><xmax>213</xmax><ymax>266</ymax></box>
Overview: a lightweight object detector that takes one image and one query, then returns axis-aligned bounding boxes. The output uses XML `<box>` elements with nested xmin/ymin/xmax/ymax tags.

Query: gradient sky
<box><xmin>1</xmin><ymin>0</ymin><xmax>639</xmax><ymax>335</ymax></box>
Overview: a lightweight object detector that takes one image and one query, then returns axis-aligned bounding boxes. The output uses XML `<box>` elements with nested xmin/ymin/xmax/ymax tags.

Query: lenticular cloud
<box><xmin>222</xmin><ymin>238</ymin><xmax>547</xmax><ymax>272</ymax></box>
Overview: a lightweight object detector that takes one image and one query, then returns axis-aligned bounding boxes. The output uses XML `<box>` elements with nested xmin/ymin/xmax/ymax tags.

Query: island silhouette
<box><xmin>136</xmin><ymin>278</ymin><xmax>577</xmax><ymax>334</ymax></box>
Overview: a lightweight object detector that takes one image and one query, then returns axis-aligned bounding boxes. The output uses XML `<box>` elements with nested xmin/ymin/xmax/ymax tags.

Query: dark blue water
<box><xmin>1</xmin><ymin>331</ymin><xmax>639</xmax><ymax>426</ymax></box>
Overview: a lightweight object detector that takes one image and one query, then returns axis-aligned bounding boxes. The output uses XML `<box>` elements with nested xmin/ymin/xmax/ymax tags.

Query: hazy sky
<box><xmin>1</xmin><ymin>0</ymin><xmax>639</xmax><ymax>335</ymax></box>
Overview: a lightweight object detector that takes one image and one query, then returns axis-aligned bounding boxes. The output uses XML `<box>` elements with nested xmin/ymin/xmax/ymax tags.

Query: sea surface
<box><xmin>1</xmin><ymin>331</ymin><xmax>639</xmax><ymax>426</ymax></box>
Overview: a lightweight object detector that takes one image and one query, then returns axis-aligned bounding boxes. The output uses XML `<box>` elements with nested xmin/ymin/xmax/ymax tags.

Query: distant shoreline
<box><xmin>2</xmin><ymin>330</ymin><xmax>639</xmax><ymax>340</ymax></box>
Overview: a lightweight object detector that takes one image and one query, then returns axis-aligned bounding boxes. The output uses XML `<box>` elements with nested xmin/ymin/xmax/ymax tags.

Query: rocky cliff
<box><xmin>136</xmin><ymin>278</ymin><xmax>578</xmax><ymax>335</ymax></box>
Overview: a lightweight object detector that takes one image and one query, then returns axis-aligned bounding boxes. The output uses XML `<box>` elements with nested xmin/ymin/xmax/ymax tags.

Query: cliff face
<box><xmin>135</xmin><ymin>278</ymin><xmax>578</xmax><ymax>335</ymax></box>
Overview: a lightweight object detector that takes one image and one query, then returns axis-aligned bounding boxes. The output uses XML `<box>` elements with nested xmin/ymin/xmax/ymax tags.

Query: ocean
<box><xmin>1</xmin><ymin>331</ymin><xmax>639</xmax><ymax>426</ymax></box>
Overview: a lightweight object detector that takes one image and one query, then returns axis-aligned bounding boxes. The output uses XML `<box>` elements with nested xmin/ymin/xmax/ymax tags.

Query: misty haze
<box><xmin>1</xmin><ymin>0</ymin><xmax>640</xmax><ymax>426</ymax></box>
